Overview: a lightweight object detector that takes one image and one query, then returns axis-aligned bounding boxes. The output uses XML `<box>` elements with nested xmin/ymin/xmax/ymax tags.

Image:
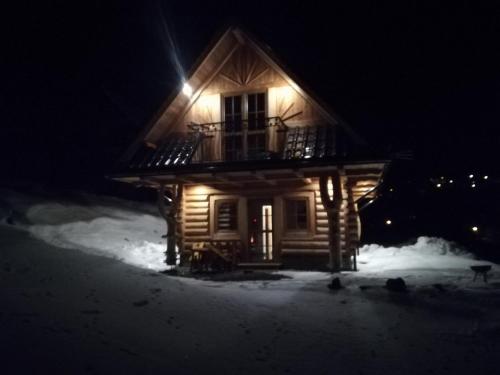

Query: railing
<box><xmin>123</xmin><ymin>117</ymin><xmax>347</xmax><ymax>172</ymax></box>
<box><xmin>187</xmin><ymin>116</ymin><xmax>288</xmax><ymax>163</ymax></box>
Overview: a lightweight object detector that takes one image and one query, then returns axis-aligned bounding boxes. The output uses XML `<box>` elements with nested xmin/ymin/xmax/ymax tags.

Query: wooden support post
<box><xmin>158</xmin><ymin>183</ymin><xmax>183</xmax><ymax>266</ymax></box>
<box><xmin>319</xmin><ymin>170</ymin><xmax>344</xmax><ymax>272</ymax></box>
<box><xmin>346</xmin><ymin>180</ymin><xmax>358</xmax><ymax>271</ymax></box>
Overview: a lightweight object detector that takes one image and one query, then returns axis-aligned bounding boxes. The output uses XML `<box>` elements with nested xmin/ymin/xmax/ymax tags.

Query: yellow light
<box><xmin>483</xmin><ymin>175</ymin><xmax>488</xmax><ymax>180</ymax></box>
<box><xmin>471</xmin><ymin>226</ymin><xmax>478</xmax><ymax>232</ymax></box>
<box><xmin>182</xmin><ymin>82</ymin><xmax>193</xmax><ymax>97</ymax></box>
<box><xmin>327</xmin><ymin>178</ymin><xmax>334</xmax><ymax>200</ymax></box>
<box><xmin>385</xmin><ymin>219</ymin><xmax>392</xmax><ymax>225</ymax></box>
<box><xmin>469</xmin><ymin>174</ymin><xmax>474</xmax><ymax>179</ymax></box>
<box><xmin>192</xmin><ymin>185</ymin><xmax>208</xmax><ymax>195</ymax></box>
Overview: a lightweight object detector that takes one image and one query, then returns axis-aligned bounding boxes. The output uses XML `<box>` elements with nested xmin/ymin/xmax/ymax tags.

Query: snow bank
<box><xmin>29</xmin><ymin>211</ymin><xmax>166</xmax><ymax>271</ymax></box>
<box><xmin>0</xmin><ymin>189</ymin><xmax>168</xmax><ymax>271</ymax></box>
<box><xmin>357</xmin><ymin>236</ymin><xmax>490</xmax><ymax>272</ymax></box>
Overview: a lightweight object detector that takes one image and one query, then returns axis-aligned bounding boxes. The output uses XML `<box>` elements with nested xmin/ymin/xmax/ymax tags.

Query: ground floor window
<box><xmin>215</xmin><ymin>199</ymin><xmax>238</xmax><ymax>232</ymax></box>
<box><xmin>285</xmin><ymin>198</ymin><xmax>308</xmax><ymax>230</ymax></box>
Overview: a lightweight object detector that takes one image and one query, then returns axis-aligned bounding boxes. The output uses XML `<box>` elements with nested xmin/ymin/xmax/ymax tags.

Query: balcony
<box><xmin>123</xmin><ymin>117</ymin><xmax>346</xmax><ymax>173</ymax></box>
<box><xmin>188</xmin><ymin>116</ymin><xmax>288</xmax><ymax>163</ymax></box>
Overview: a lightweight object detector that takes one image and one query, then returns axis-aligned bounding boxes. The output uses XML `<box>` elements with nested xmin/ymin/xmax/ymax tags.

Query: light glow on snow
<box><xmin>356</xmin><ymin>236</ymin><xmax>490</xmax><ymax>273</ymax></box>
<box><xmin>1</xmin><ymin>190</ymin><xmax>169</xmax><ymax>271</ymax></box>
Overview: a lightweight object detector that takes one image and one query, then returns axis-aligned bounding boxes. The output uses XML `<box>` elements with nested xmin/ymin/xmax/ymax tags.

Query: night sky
<box><xmin>2</xmin><ymin>1</ymin><xmax>499</xmax><ymax>186</ymax></box>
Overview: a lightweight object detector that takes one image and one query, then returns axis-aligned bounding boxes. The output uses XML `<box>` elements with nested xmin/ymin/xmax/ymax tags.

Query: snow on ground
<box><xmin>1</xmin><ymin>188</ymin><xmax>500</xmax><ymax>373</ymax></box>
<box><xmin>0</xmin><ymin>188</ymin><xmax>167</xmax><ymax>270</ymax></box>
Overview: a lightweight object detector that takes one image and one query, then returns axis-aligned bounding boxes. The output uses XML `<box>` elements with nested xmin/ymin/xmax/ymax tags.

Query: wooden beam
<box><xmin>254</xmin><ymin>171</ymin><xmax>277</xmax><ymax>186</ymax></box>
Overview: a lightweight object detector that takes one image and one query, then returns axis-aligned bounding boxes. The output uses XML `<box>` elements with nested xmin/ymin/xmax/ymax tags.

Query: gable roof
<box><xmin>120</xmin><ymin>26</ymin><xmax>365</xmax><ymax>163</ymax></box>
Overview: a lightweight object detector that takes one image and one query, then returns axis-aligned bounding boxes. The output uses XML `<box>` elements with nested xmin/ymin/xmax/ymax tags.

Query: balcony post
<box><xmin>158</xmin><ymin>183</ymin><xmax>183</xmax><ymax>266</ymax></box>
<box><xmin>319</xmin><ymin>170</ymin><xmax>344</xmax><ymax>272</ymax></box>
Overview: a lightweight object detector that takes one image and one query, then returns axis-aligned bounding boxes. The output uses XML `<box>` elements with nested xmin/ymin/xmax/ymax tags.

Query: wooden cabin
<box><xmin>111</xmin><ymin>27</ymin><xmax>389</xmax><ymax>271</ymax></box>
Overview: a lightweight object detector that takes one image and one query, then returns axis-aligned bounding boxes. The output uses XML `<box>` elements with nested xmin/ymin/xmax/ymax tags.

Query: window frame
<box><xmin>279</xmin><ymin>192</ymin><xmax>315</xmax><ymax>239</ymax></box>
<box><xmin>210</xmin><ymin>195</ymin><xmax>245</xmax><ymax>241</ymax></box>
<box><xmin>284</xmin><ymin>197</ymin><xmax>310</xmax><ymax>232</ymax></box>
<box><xmin>222</xmin><ymin>91</ymin><xmax>268</xmax><ymax>161</ymax></box>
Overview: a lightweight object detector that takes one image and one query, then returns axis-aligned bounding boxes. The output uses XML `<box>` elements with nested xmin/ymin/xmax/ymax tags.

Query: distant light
<box><xmin>385</xmin><ymin>219</ymin><xmax>392</xmax><ymax>225</ymax></box>
<box><xmin>483</xmin><ymin>175</ymin><xmax>488</xmax><ymax>180</ymax></box>
<box><xmin>436</xmin><ymin>183</ymin><xmax>442</xmax><ymax>188</ymax></box>
<box><xmin>389</xmin><ymin>188</ymin><xmax>394</xmax><ymax>192</ymax></box>
<box><xmin>182</xmin><ymin>82</ymin><xmax>193</xmax><ymax>97</ymax></box>
<box><xmin>471</xmin><ymin>183</ymin><xmax>476</xmax><ymax>188</ymax></box>
<box><xmin>469</xmin><ymin>174</ymin><xmax>474</xmax><ymax>179</ymax></box>
<box><xmin>449</xmin><ymin>179</ymin><xmax>454</xmax><ymax>183</ymax></box>
<box><xmin>471</xmin><ymin>226</ymin><xmax>478</xmax><ymax>232</ymax></box>
<box><xmin>440</xmin><ymin>176</ymin><xmax>444</xmax><ymax>180</ymax></box>
<box><xmin>369</xmin><ymin>199</ymin><xmax>374</xmax><ymax>204</ymax></box>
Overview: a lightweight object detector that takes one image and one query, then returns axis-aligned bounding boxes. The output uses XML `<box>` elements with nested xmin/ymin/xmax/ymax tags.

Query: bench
<box><xmin>470</xmin><ymin>265</ymin><xmax>492</xmax><ymax>282</ymax></box>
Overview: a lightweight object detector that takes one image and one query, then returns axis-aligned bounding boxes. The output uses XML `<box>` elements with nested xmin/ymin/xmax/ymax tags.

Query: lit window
<box><xmin>223</xmin><ymin>93</ymin><xmax>266</xmax><ymax>161</ymax></box>
<box><xmin>216</xmin><ymin>200</ymin><xmax>238</xmax><ymax>231</ymax></box>
<box><xmin>285</xmin><ymin>199</ymin><xmax>308</xmax><ymax>230</ymax></box>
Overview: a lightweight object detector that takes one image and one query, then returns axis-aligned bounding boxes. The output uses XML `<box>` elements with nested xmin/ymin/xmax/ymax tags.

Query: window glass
<box><xmin>285</xmin><ymin>199</ymin><xmax>308</xmax><ymax>230</ymax></box>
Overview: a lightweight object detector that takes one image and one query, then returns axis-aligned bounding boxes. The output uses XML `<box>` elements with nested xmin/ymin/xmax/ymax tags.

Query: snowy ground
<box><xmin>1</xmin><ymin>189</ymin><xmax>500</xmax><ymax>374</ymax></box>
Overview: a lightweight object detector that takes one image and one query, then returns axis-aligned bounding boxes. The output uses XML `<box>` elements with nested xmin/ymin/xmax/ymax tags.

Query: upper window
<box><xmin>285</xmin><ymin>199</ymin><xmax>308</xmax><ymax>231</ymax></box>
<box><xmin>215</xmin><ymin>200</ymin><xmax>238</xmax><ymax>232</ymax></box>
<box><xmin>223</xmin><ymin>93</ymin><xmax>266</xmax><ymax>161</ymax></box>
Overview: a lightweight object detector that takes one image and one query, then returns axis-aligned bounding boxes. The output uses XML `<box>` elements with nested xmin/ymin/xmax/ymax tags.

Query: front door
<box><xmin>247</xmin><ymin>199</ymin><xmax>274</xmax><ymax>262</ymax></box>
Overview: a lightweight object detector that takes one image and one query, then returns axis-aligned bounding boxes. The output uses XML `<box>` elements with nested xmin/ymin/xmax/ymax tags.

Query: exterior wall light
<box><xmin>182</xmin><ymin>82</ymin><xmax>193</xmax><ymax>97</ymax></box>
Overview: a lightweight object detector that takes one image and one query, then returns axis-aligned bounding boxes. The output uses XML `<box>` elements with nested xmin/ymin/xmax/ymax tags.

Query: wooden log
<box><xmin>281</xmin><ymin>240</ymin><xmax>330</xmax><ymax>249</ymax></box>
<box><xmin>184</xmin><ymin>221</ymin><xmax>208</xmax><ymax>229</ymax></box>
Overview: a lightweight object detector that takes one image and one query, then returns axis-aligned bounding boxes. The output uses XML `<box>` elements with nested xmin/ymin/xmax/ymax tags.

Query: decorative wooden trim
<box><xmin>209</xmin><ymin>194</ymin><xmax>246</xmax><ymax>241</ymax></box>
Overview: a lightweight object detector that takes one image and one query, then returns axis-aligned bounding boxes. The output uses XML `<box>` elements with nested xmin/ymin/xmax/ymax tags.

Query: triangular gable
<box><xmin>122</xmin><ymin>27</ymin><xmax>363</xmax><ymax>162</ymax></box>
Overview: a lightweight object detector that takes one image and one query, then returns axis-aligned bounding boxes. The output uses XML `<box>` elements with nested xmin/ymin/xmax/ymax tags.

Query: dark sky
<box><xmin>2</xmin><ymin>1</ymin><xmax>499</xmax><ymax>186</ymax></box>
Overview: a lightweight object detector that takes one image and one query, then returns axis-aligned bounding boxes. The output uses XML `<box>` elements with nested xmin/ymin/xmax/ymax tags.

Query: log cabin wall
<box><xmin>181</xmin><ymin>176</ymin><xmax>364</xmax><ymax>268</ymax></box>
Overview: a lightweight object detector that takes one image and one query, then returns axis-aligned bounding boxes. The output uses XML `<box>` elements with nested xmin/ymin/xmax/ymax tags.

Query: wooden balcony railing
<box><xmin>187</xmin><ymin>116</ymin><xmax>288</xmax><ymax>163</ymax></box>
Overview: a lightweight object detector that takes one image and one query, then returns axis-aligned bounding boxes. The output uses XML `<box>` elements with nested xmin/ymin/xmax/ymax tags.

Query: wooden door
<box><xmin>247</xmin><ymin>198</ymin><xmax>274</xmax><ymax>262</ymax></box>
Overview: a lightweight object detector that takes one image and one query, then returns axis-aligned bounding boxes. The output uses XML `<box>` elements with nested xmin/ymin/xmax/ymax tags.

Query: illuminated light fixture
<box><xmin>436</xmin><ymin>183</ymin><xmax>442</xmax><ymax>188</ymax></box>
<box><xmin>483</xmin><ymin>175</ymin><xmax>489</xmax><ymax>180</ymax></box>
<box><xmin>449</xmin><ymin>179</ymin><xmax>454</xmax><ymax>183</ymax></box>
<box><xmin>389</xmin><ymin>188</ymin><xmax>394</xmax><ymax>192</ymax></box>
<box><xmin>469</xmin><ymin>174</ymin><xmax>474</xmax><ymax>179</ymax></box>
<box><xmin>369</xmin><ymin>199</ymin><xmax>374</xmax><ymax>204</ymax></box>
<box><xmin>385</xmin><ymin>219</ymin><xmax>392</xmax><ymax>225</ymax></box>
<box><xmin>192</xmin><ymin>185</ymin><xmax>209</xmax><ymax>195</ymax></box>
<box><xmin>471</xmin><ymin>226</ymin><xmax>478</xmax><ymax>232</ymax></box>
<box><xmin>471</xmin><ymin>183</ymin><xmax>476</xmax><ymax>188</ymax></box>
<box><xmin>182</xmin><ymin>82</ymin><xmax>193</xmax><ymax>97</ymax></box>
